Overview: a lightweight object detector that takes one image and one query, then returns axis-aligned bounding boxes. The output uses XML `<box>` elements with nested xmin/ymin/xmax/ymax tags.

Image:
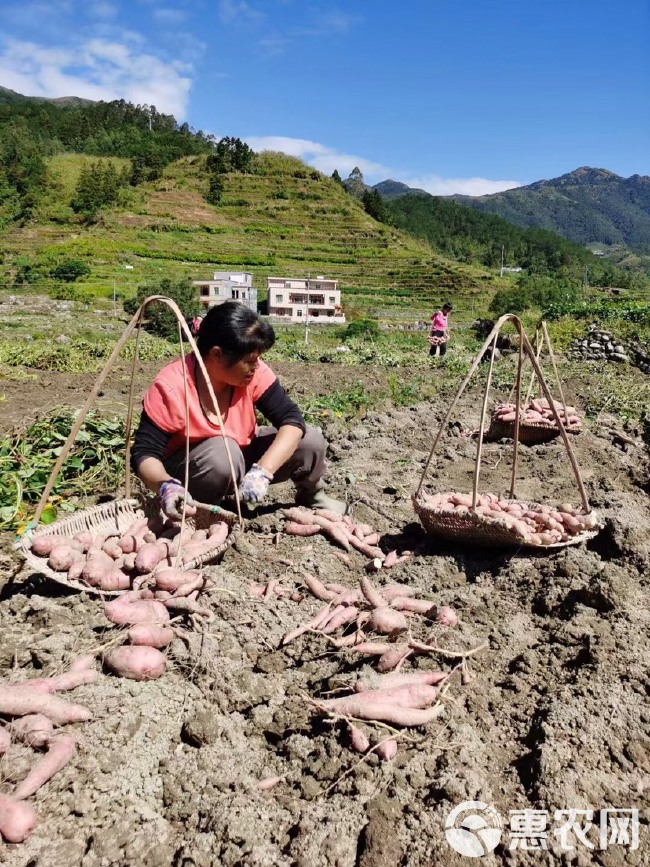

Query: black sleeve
<box><xmin>131</xmin><ymin>410</ymin><xmax>172</xmax><ymax>473</ymax></box>
<box><xmin>255</xmin><ymin>378</ymin><xmax>306</xmax><ymax>436</ymax></box>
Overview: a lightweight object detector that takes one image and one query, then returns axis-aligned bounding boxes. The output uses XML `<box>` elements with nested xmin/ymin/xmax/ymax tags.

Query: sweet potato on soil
<box><xmin>0</xmin><ymin>686</ymin><xmax>92</xmax><ymax>726</ymax></box>
<box><xmin>0</xmin><ymin>795</ymin><xmax>37</xmax><ymax>843</ymax></box>
<box><xmin>14</xmin><ymin>733</ymin><xmax>76</xmax><ymax>800</ymax></box>
<box><xmin>104</xmin><ymin>646</ymin><xmax>166</xmax><ymax>680</ymax></box>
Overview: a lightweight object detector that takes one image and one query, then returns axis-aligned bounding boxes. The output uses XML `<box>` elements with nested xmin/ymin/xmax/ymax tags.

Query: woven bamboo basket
<box><xmin>413</xmin><ymin>314</ymin><xmax>600</xmax><ymax>551</ymax></box>
<box><xmin>412</xmin><ymin>494</ymin><xmax>600</xmax><ymax>550</ymax></box>
<box><xmin>18</xmin><ymin>498</ymin><xmax>240</xmax><ymax>596</ymax></box>
<box><xmin>487</xmin><ymin>416</ymin><xmax>562</xmax><ymax>445</ymax></box>
<box><xmin>16</xmin><ymin>295</ymin><xmax>244</xmax><ymax>594</ymax></box>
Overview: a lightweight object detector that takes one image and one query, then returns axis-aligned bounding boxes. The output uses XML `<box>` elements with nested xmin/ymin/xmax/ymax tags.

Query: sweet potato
<box><xmin>347</xmin><ymin>723</ymin><xmax>370</xmax><ymax>753</ymax></box>
<box><xmin>382</xmin><ymin>550</ymin><xmax>399</xmax><ymax>569</ymax></box>
<box><xmin>390</xmin><ymin>597</ymin><xmax>436</xmax><ymax>615</ymax></box>
<box><xmin>14</xmin><ymin>666</ymin><xmax>98</xmax><ymax>695</ymax></box>
<box><xmin>81</xmin><ymin>551</ymin><xmax>116</xmax><ymax>585</ymax></box>
<box><xmin>0</xmin><ymin>795</ymin><xmax>37</xmax><ymax>843</ymax></box>
<box><xmin>104</xmin><ymin>645</ymin><xmax>166</xmax><ymax>680</ymax></box>
<box><xmin>207</xmin><ymin>521</ymin><xmax>229</xmax><ymax>543</ymax></box>
<box><xmin>377</xmin><ymin>644</ymin><xmax>412</xmax><ymax>672</ymax></box>
<box><xmin>135</xmin><ymin>542</ymin><xmax>165</xmax><ymax>574</ymax></box>
<box><xmin>0</xmin><ymin>685</ymin><xmax>92</xmax><ymax>725</ymax></box>
<box><xmin>9</xmin><ymin>714</ymin><xmax>54</xmax><ymax>748</ymax></box>
<box><xmin>369</xmin><ymin>606</ymin><xmax>407</xmax><ymax>636</ymax></box>
<box><xmin>104</xmin><ymin>590</ymin><xmax>170</xmax><ymax>626</ymax></box>
<box><xmin>320</xmin><ymin>606</ymin><xmax>359</xmax><ymax>634</ymax></box>
<box><xmin>48</xmin><ymin>545</ymin><xmax>84</xmax><ymax>572</ymax></box>
<box><xmin>375</xmin><ymin>738</ymin><xmax>398</xmax><ymax>761</ymax></box>
<box><xmin>302</xmin><ymin>572</ymin><xmax>336</xmax><ymax>601</ymax></box>
<box><xmin>317</xmin><ymin>692</ymin><xmax>443</xmax><ymax>725</ymax></box>
<box><xmin>14</xmin><ymin>733</ymin><xmax>76</xmax><ymax>800</ymax></box>
<box><xmin>128</xmin><ymin>623</ymin><xmax>175</xmax><ymax>648</ymax></box>
<box><xmin>359</xmin><ymin>576</ymin><xmax>385</xmax><ymax>608</ymax></box>
<box><xmin>154</xmin><ymin>567</ymin><xmax>201</xmax><ymax>592</ymax></box>
<box><xmin>284</xmin><ymin>521</ymin><xmax>321</xmax><ymax>537</ymax></box>
<box><xmin>94</xmin><ymin>570</ymin><xmax>132</xmax><ymax>591</ymax></box>
<box><xmin>179</xmin><ymin>534</ymin><xmax>227</xmax><ymax>565</ymax></box>
<box><xmin>31</xmin><ymin>535</ymin><xmax>75</xmax><ymax>557</ymax></box>
<box><xmin>435</xmin><ymin>606</ymin><xmax>458</xmax><ymax>627</ymax></box>
<box><xmin>355</xmin><ymin>671</ymin><xmax>448</xmax><ymax>692</ymax></box>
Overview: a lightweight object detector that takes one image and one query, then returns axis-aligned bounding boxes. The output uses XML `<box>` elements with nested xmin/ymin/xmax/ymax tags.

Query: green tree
<box><xmin>362</xmin><ymin>188</ymin><xmax>387</xmax><ymax>222</ymax></box>
<box><xmin>124</xmin><ymin>278</ymin><xmax>201</xmax><ymax>340</ymax></box>
<box><xmin>50</xmin><ymin>259</ymin><xmax>91</xmax><ymax>282</ymax></box>
<box><xmin>206</xmin><ymin>174</ymin><xmax>224</xmax><ymax>205</ymax></box>
<box><xmin>331</xmin><ymin>169</ymin><xmax>344</xmax><ymax>186</ymax></box>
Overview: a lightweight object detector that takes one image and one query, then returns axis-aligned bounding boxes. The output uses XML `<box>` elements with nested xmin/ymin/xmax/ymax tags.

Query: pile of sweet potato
<box><xmin>29</xmin><ymin>515</ymin><xmax>229</xmax><ymax>591</ymax></box>
<box><xmin>493</xmin><ymin>397</ymin><xmax>582</xmax><ymax>431</ymax></box>
<box><xmin>252</xmin><ymin>572</ymin><xmax>468</xmax><ymax>761</ymax></box>
<box><xmin>282</xmin><ymin>507</ymin><xmax>411</xmax><ymax>571</ymax></box>
<box><xmin>0</xmin><ymin>657</ymin><xmax>97</xmax><ymax>843</ymax></box>
<box><xmin>419</xmin><ymin>491</ymin><xmax>599</xmax><ymax>545</ymax></box>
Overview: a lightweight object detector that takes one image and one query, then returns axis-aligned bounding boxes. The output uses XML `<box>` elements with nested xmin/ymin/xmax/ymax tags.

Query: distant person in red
<box><xmin>428</xmin><ymin>303</ymin><xmax>452</xmax><ymax>357</ymax></box>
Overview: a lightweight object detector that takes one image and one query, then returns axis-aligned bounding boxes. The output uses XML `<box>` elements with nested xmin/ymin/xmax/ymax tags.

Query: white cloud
<box><xmin>218</xmin><ymin>0</ymin><xmax>264</xmax><ymax>26</ymax></box>
<box><xmin>153</xmin><ymin>7</ymin><xmax>187</xmax><ymax>25</ymax></box>
<box><xmin>244</xmin><ymin>135</ymin><xmax>521</xmax><ymax>196</ymax></box>
<box><xmin>0</xmin><ymin>37</ymin><xmax>192</xmax><ymax>117</ymax></box>
<box><xmin>403</xmin><ymin>175</ymin><xmax>522</xmax><ymax>197</ymax></box>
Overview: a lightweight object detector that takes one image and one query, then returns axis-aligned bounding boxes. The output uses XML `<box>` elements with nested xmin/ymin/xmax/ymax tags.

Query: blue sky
<box><xmin>1</xmin><ymin>0</ymin><xmax>647</xmax><ymax>195</ymax></box>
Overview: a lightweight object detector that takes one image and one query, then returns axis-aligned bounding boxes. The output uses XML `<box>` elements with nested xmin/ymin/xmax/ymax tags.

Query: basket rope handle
<box><xmin>415</xmin><ymin>313</ymin><xmax>591</xmax><ymax>514</ymax></box>
<box><xmin>33</xmin><ymin>295</ymin><xmax>243</xmax><ymax>528</ymax></box>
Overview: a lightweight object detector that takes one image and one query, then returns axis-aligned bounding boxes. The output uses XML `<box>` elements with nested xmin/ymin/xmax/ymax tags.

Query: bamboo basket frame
<box><xmin>413</xmin><ymin>314</ymin><xmax>600</xmax><ymax>550</ymax></box>
<box><xmin>16</xmin><ymin>295</ymin><xmax>244</xmax><ymax>593</ymax></box>
<box><xmin>488</xmin><ymin>320</ymin><xmax>581</xmax><ymax>445</ymax></box>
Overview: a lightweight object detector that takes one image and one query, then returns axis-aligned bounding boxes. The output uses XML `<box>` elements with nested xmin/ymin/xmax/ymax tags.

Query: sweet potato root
<box><xmin>104</xmin><ymin>646</ymin><xmax>166</xmax><ymax>680</ymax></box>
<box><xmin>0</xmin><ymin>794</ymin><xmax>37</xmax><ymax>843</ymax></box>
<box><xmin>8</xmin><ymin>714</ymin><xmax>54</xmax><ymax>748</ymax></box>
<box><xmin>104</xmin><ymin>590</ymin><xmax>170</xmax><ymax>626</ymax></box>
<box><xmin>14</xmin><ymin>733</ymin><xmax>76</xmax><ymax>800</ymax></box>
<box><xmin>128</xmin><ymin>623</ymin><xmax>175</xmax><ymax>648</ymax></box>
<box><xmin>0</xmin><ymin>685</ymin><xmax>92</xmax><ymax>725</ymax></box>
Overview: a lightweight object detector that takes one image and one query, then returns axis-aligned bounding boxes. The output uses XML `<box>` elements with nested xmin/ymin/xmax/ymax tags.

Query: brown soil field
<box><xmin>1</xmin><ymin>358</ymin><xmax>649</xmax><ymax>867</ymax></box>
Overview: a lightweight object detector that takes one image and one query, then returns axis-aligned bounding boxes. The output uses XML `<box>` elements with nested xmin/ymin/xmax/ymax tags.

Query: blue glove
<box><xmin>240</xmin><ymin>463</ymin><xmax>273</xmax><ymax>503</ymax></box>
<box><xmin>159</xmin><ymin>479</ymin><xmax>197</xmax><ymax>520</ymax></box>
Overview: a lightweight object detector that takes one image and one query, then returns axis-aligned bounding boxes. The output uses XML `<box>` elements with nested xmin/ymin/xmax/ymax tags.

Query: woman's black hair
<box><xmin>196</xmin><ymin>301</ymin><xmax>275</xmax><ymax>363</ymax></box>
<box><xmin>442</xmin><ymin>302</ymin><xmax>453</xmax><ymax>311</ymax></box>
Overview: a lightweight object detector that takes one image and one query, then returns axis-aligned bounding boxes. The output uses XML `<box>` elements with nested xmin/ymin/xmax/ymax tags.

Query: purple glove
<box><xmin>159</xmin><ymin>479</ymin><xmax>197</xmax><ymax>520</ymax></box>
<box><xmin>239</xmin><ymin>463</ymin><xmax>273</xmax><ymax>503</ymax></box>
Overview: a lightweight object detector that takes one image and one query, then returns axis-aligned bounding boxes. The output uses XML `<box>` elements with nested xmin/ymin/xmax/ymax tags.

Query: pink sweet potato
<box><xmin>81</xmin><ymin>552</ymin><xmax>116</xmax><ymax>585</ymax></box>
<box><xmin>154</xmin><ymin>568</ymin><xmax>201</xmax><ymax>592</ymax></box>
<box><xmin>382</xmin><ymin>550</ymin><xmax>399</xmax><ymax>569</ymax></box>
<box><xmin>347</xmin><ymin>723</ymin><xmax>370</xmax><ymax>753</ymax></box>
<box><xmin>14</xmin><ymin>733</ymin><xmax>76</xmax><ymax>800</ymax></box>
<box><xmin>390</xmin><ymin>597</ymin><xmax>436</xmax><ymax>615</ymax></box>
<box><xmin>320</xmin><ymin>605</ymin><xmax>359</xmax><ymax>634</ymax></box>
<box><xmin>48</xmin><ymin>546</ymin><xmax>84</xmax><ymax>572</ymax></box>
<box><xmin>104</xmin><ymin>645</ymin><xmax>166</xmax><ymax>680</ymax></box>
<box><xmin>375</xmin><ymin>738</ymin><xmax>398</xmax><ymax>761</ymax></box>
<box><xmin>284</xmin><ymin>521</ymin><xmax>321</xmax><ymax>537</ymax></box>
<box><xmin>359</xmin><ymin>576</ymin><xmax>385</xmax><ymax>608</ymax></box>
<box><xmin>377</xmin><ymin>644</ymin><xmax>412</xmax><ymax>672</ymax></box>
<box><xmin>128</xmin><ymin>623</ymin><xmax>175</xmax><ymax>648</ymax></box>
<box><xmin>135</xmin><ymin>542</ymin><xmax>165</xmax><ymax>574</ymax></box>
<box><xmin>302</xmin><ymin>572</ymin><xmax>336</xmax><ymax>601</ymax></box>
<box><xmin>0</xmin><ymin>685</ymin><xmax>92</xmax><ymax>725</ymax></box>
<box><xmin>31</xmin><ymin>535</ymin><xmax>75</xmax><ymax>557</ymax></box>
<box><xmin>369</xmin><ymin>606</ymin><xmax>407</xmax><ymax>635</ymax></box>
<box><xmin>0</xmin><ymin>794</ymin><xmax>37</xmax><ymax>843</ymax></box>
<box><xmin>317</xmin><ymin>692</ymin><xmax>443</xmax><ymax>725</ymax></box>
<box><xmin>94</xmin><ymin>570</ymin><xmax>132</xmax><ymax>591</ymax></box>
<box><xmin>355</xmin><ymin>671</ymin><xmax>448</xmax><ymax>692</ymax></box>
<box><xmin>435</xmin><ymin>606</ymin><xmax>458</xmax><ymax>627</ymax></box>
<box><xmin>9</xmin><ymin>714</ymin><xmax>54</xmax><ymax>748</ymax></box>
<box><xmin>104</xmin><ymin>590</ymin><xmax>170</xmax><ymax>626</ymax></box>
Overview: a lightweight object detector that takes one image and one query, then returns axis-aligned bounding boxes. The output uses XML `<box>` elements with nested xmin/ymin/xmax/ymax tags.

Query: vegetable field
<box><xmin>0</xmin><ymin>298</ymin><xmax>649</xmax><ymax>865</ymax></box>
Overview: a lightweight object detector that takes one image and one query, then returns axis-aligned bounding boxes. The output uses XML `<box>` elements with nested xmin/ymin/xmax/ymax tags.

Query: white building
<box><xmin>193</xmin><ymin>272</ymin><xmax>258</xmax><ymax>312</ymax></box>
<box><xmin>267</xmin><ymin>276</ymin><xmax>345</xmax><ymax>324</ymax></box>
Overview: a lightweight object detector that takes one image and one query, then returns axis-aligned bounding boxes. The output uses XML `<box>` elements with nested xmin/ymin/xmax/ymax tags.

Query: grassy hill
<box><xmin>1</xmin><ymin>151</ymin><xmax>500</xmax><ymax>320</ymax></box>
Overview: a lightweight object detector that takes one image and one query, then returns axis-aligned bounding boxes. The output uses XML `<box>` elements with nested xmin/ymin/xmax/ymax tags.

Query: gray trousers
<box><xmin>165</xmin><ymin>425</ymin><xmax>327</xmax><ymax>504</ymax></box>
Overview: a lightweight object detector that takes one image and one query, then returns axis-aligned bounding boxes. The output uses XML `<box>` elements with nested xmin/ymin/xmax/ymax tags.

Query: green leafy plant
<box><xmin>0</xmin><ymin>408</ymin><xmax>128</xmax><ymax>528</ymax></box>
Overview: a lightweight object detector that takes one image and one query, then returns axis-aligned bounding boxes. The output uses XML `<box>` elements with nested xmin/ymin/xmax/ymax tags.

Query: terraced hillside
<box><xmin>1</xmin><ymin>152</ymin><xmax>498</xmax><ymax>320</ymax></box>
